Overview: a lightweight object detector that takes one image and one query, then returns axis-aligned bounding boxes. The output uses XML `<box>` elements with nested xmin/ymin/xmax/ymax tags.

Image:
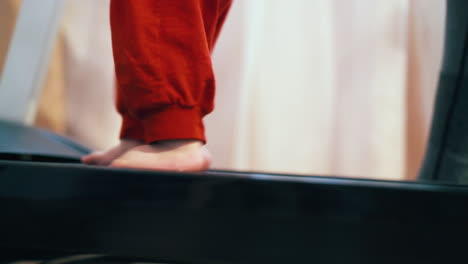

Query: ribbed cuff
<box><xmin>141</xmin><ymin>105</ymin><xmax>206</xmax><ymax>144</ymax></box>
<box><xmin>120</xmin><ymin>115</ymin><xmax>145</xmax><ymax>141</ymax></box>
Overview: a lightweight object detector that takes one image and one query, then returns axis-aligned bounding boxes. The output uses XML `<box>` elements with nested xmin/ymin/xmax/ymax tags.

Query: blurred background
<box><xmin>0</xmin><ymin>0</ymin><xmax>446</xmax><ymax>180</ymax></box>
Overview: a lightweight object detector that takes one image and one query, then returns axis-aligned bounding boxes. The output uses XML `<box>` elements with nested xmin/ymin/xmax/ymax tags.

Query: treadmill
<box><xmin>2</xmin><ymin>0</ymin><xmax>468</xmax><ymax>263</ymax></box>
<box><xmin>2</xmin><ymin>125</ymin><xmax>468</xmax><ymax>264</ymax></box>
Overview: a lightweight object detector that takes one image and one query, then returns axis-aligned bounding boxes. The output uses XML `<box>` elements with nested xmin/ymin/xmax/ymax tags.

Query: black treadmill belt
<box><xmin>1</xmin><ymin>160</ymin><xmax>468</xmax><ymax>264</ymax></box>
<box><xmin>0</xmin><ymin>153</ymin><xmax>81</xmax><ymax>163</ymax></box>
<box><xmin>1</xmin><ymin>253</ymin><xmax>162</xmax><ymax>264</ymax></box>
<box><xmin>0</xmin><ymin>120</ymin><xmax>89</xmax><ymax>162</ymax></box>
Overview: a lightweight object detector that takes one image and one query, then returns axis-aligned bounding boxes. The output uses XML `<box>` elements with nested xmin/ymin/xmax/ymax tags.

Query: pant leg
<box><xmin>418</xmin><ymin>0</ymin><xmax>468</xmax><ymax>183</ymax></box>
<box><xmin>110</xmin><ymin>0</ymin><xmax>232</xmax><ymax>144</ymax></box>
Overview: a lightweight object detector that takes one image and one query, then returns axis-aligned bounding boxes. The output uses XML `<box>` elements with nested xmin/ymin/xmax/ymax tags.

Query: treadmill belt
<box><xmin>1</xmin><ymin>160</ymin><xmax>468</xmax><ymax>264</ymax></box>
<box><xmin>2</xmin><ymin>254</ymin><xmax>164</xmax><ymax>264</ymax></box>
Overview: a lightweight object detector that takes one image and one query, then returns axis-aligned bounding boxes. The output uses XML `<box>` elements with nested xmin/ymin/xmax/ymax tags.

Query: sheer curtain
<box><xmin>208</xmin><ymin>0</ymin><xmax>445</xmax><ymax>180</ymax></box>
<box><xmin>61</xmin><ymin>0</ymin><xmax>120</xmax><ymax>149</ymax></box>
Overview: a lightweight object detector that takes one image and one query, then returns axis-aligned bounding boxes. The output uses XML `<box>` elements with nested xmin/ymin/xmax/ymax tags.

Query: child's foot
<box><xmin>81</xmin><ymin>139</ymin><xmax>143</xmax><ymax>166</ymax></box>
<box><xmin>110</xmin><ymin>139</ymin><xmax>211</xmax><ymax>172</ymax></box>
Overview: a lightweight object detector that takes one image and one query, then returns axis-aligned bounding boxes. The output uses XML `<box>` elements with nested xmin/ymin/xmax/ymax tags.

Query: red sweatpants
<box><xmin>110</xmin><ymin>0</ymin><xmax>232</xmax><ymax>144</ymax></box>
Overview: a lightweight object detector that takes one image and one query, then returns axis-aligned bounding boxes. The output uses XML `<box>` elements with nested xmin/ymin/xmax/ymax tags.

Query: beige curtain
<box><xmin>60</xmin><ymin>0</ymin><xmax>120</xmax><ymax>149</ymax></box>
<box><xmin>0</xmin><ymin>0</ymin><xmax>66</xmax><ymax>133</ymax></box>
<box><xmin>208</xmin><ymin>0</ymin><xmax>445</xmax><ymax>180</ymax></box>
<box><xmin>0</xmin><ymin>0</ymin><xmax>446</xmax><ymax>180</ymax></box>
<box><xmin>405</xmin><ymin>0</ymin><xmax>446</xmax><ymax>180</ymax></box>
<box><xmin>0</xmin><ymin>0</ymin><xmax>22</xmax><ymax>75</ymax></box>
<box><xmin>0</xmin><ymin>0</ymin><xmax>117</xmax><ymax>145</ymax></box>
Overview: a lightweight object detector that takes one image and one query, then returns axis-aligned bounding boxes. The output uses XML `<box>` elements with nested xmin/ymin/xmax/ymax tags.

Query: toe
<box><xmin>81</xmin><ymin>154</ymin><xmax>97</xmax><ymax>165</ymax></box>
<box><xmin>109</xmin><ymin>159</ymin><xmax>131</xmax><ymax>168</ymax></box>
<box><xmin>81</xmin><ymin>151</ymin><xmax>111</xmax><ymax>166</ymax></box>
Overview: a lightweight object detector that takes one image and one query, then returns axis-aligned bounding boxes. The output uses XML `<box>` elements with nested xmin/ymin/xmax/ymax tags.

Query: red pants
<box><xmin>110</xmin><ymin>0</ymin><xmax>232</xmax><ymax>143</ymax></box>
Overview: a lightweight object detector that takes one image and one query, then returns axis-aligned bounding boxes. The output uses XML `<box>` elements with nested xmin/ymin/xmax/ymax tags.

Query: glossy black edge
<box><xmin>1</xmin><ymin>159</ymin><xmax>467</xmax><ymax>194</ymax></box>
<box><xmin>37</xmin><ymin>129</ymin><xmax>92</xmax><ymax>155</ymax></box>
<box><xmin>0</xmin><ymin>153</ymin><xmax>82</xmax><ymax>163</ymax></box>
<box><xmin>2</xmin><ymin>159</ymin><xmax>468</xmax><ymax>263</ymax></box>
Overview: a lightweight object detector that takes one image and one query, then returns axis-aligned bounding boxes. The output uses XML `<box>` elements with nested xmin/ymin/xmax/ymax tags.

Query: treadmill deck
<box><xmin>1</xmin><ymin>160</ymin><xmax>468</xmax><ymax>264</ymax></box>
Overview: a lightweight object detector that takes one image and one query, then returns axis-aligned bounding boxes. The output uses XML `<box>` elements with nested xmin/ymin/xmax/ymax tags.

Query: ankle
<box><xmin>119</xmin><ymin>138</ymin><xmax>144</xmax><ymax>149</ymax></box>
<box><xmin>152</xmin><ymin>139</ymin><xmax>204</xmax><ymax>150</ymax></box>
<box><xmin>121</xmin><ymin>138</ymin><xmax>144</xmax><ymax>144</ymax></box>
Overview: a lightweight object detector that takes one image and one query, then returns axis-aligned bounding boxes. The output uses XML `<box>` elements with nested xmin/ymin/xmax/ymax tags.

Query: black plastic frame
<box><xmin>1</xmin><ymin>160</ymin><xmax>468</xmax><ymax>263</ymax></box>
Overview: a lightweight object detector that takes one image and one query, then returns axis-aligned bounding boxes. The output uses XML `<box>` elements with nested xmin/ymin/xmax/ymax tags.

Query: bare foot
<box><xmin>110</xmin><ymin>139</ymin><xmax>211</xmax><ymax>172</ymax></box>
<box><xmin>81</xmin><ymin>139</ymin><xmax>143</xmax><ymax>166</ymax></box>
